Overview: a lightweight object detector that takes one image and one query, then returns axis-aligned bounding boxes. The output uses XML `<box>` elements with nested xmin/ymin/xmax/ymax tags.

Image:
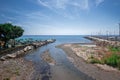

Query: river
<box><xmin>22</xmin><ymin>35</ymin><xmax>94</xmax><ymax>80</ymax></box>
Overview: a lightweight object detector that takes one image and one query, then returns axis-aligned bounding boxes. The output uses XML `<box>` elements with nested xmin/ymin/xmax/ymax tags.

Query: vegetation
<box><xmin>90</xmin><ymin>46</ymin><xmax>120</xmax><ymax>69</ymax></box>
<box><xmin>103</xmin><ymin>53</ymin><xmax>120</xmax><ymax>68</ymax></box>
<box><xmin>90</xmin><ymin>58</ymin><xmax>101</xmax><ymax>64</ymax></box>
<box><xmin>0</xmin><ymin>23</ymin><xmax>24</xmax><ymax>48</ymax></box>
<box><xmin>109</xmin><ymin>46</ymin><xmax>120</xmax><ymax>53</ymax></box>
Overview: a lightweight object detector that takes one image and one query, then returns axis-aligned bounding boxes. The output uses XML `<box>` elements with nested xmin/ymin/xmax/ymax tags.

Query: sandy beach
<box><xmin>57</xmin><ymin>43</ymin><xmax>120</xmax><ymax>80</ymax></box>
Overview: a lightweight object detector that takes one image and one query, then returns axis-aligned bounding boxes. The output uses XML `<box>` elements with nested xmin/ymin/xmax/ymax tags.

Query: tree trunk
<box><xmin>3</xmin><ymin>40</ymin><xmax>7</xmax><ymax>49</ymax></box>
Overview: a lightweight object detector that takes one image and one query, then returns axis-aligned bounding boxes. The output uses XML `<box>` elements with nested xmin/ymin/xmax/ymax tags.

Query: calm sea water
<box><xmin>19</xmin><ymin>35</ymin><xmax>91</xmax><ymax>44</ymax></box>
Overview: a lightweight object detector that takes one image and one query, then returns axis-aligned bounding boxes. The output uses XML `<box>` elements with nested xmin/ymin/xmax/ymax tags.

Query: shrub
<box><xmin>117</xmin><ymin>59</ymin><xmax>120</xmax><ymax>70</ymax></box>
<box><xmin>90</xmin><ymin>58</ymin><xmax>101</xmax><ymax>64</ymax></box>
<box><xmin>89</xmin><ymin>56</ymin><xmax>101</xmax><ymax>64</ymax></box>
<box><xmin>104</xmin><ymin>53</ymin><xmax>120</xmax><ymax>68</ymax></box>
<box><xmin>90</xmin><ymin>53</ymin><xmax>120</xmax><ymax>69</ymax></box>
<box><xmin>109</xmin><ymin>46</ymin><xmax>120</xmax><ymax>53</ymax></box>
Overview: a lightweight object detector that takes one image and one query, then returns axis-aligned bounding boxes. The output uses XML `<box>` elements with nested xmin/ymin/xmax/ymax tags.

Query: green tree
<box><xmin>0</xmin><ymin>23</ymin><xmax>24</xmax><ymax>48</ymax></box>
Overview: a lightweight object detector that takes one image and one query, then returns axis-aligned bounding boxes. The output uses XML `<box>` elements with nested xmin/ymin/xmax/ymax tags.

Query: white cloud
<box><xmin>38</xmin><ymin>0</ymin><xmax>51</xmax><ymax>9</ymax></box>
<box><xmin>37</xmin><ymin>0</ymin><xmax>104</xmax><ymax>10</ymax></box>
<box><xmin>37</xmin><ymin>0</ymin><xmax>69</xmax><ymax>9</ymax></box>
<box><xmin>69</xmin><ymin>0</ymin><xmax>89</xmax><ymax>10</ymax></box>
<box><xmin>37</xmin><ymin>0</ymin><xmax>105</xmax><ymax>19</ymax></box>
<box><xmin>95</xmin><ymin>0</ymin><xmax>104</xmax><ymax>6</ymax></box>
<box><xmin>56</xmin><ymin>0</ymin><xmax>68</xmax><ymax>9</ymax></box>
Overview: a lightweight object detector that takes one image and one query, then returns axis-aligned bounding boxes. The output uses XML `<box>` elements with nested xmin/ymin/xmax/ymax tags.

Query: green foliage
<box><xmin>0</xmin><ymin>23</ymin><xmax>24</xmax><ymax>48</ymax></box>
<box><xmin>117</xmin><ymin>59</ymin><xmax>120</xmax><ymax>69</ymax></box>
<box><xmin>89</xmin><ymin>56</ymin><xmax>102</xmax><ymax>64</ymax></box>
<box><xmin>109</xmin><ymin>46</ymin><xmax>120</xmax><ymax>53</ymax></box>
<box><xmin>89</xmin><ymin>46</ymin><xmax>120</xmax><ymax>69</ymax></box>
<box><xmin>11</xmin><ymin>26</ymin><xmax>24</xmax><ymax>39</ymax></box>
<box><xmin>90</xmin><ymin>56</ymin><xmax>104</xmax><ymax>64</ymax></box>
<box><xmin>90</xmin><ymin>53</ymin><xmax>120</xmax><ymax>69</ymax></box>
<box><xmin>90</xmin><ymin>58</ymin><xmax>101</xmax><ymax>64</ymax></box>
<box><xmin>104</xmin><ymin>53</ymin><xmax>120</xmax><ymax>68</ymax></box>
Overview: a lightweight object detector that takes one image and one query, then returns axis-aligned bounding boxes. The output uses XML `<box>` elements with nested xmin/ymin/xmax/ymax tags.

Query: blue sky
<box><xmin>0</xmin><ymin>0</ymin><xmax>120</xmax><ymax>35</ymax></box>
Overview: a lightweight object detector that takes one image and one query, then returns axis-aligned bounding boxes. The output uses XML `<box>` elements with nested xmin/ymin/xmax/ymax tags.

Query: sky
<box><xmin>0</xmin><ymin>0</ymin><xmax>120</xmax><ymax>35</ymax></box>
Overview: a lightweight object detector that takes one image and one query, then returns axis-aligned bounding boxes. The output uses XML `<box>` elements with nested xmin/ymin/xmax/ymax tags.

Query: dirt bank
<box><xmin>0</xmin><ymin>58</ymin><xmax>34</xmax><ymax>80</ymax></box>
<box><xmin>58</xmin><ymin>43</ymin><xmax>120</xmax><ymax>80</ymax></box>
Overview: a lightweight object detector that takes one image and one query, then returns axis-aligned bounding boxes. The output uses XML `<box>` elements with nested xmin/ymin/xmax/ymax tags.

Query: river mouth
<box><xmin>25</xmin><ymin>42</ymin><xmax>94</xmax><ymax>80</ymax></box>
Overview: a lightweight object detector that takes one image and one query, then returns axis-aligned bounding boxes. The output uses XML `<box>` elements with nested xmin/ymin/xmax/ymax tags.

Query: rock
<box><xmin>47</xmin><ymin>39</ymin><xmax>53</xmax><ymax>43</ymax></box>
<box><xmin>23</xmin><ymin>47</ymin><xmax>28</xmax><ymax>52</ymax></box>
<box><xmin>20</xmin><ymin>50</ymin><xmax>25</xmax><ymax>54</ymax></box>
<box><xmin>6</xmin><ymin>54</ymin><xmax>16</xmax><ymax>58</ymax></box>
<box><xmin>0</xmin><ymin>39</ymin><xmax>56</xmax><ymax>61</ymax></box>
<box><xmin>23</xmin><ymin>46</ymin><xmax>30</xmax><ymax>52</ymax></box>
<box><xmin>0</xmin><ymin>56</ymin><xmax>6</xmax><ymax>61</ymax></box>
<box><xmin>0</xmin><ymin>53</ymin><xmax>17</xmax><ymax>61</ymax></box>
<box><xmin>16</xmin><ymin>51</ymin><xmax>22</xmax><ymax>55</ymax></box>
<box><xmin>27</xmin><ymin>46</ymin><xmax>33</xmax><ymax>50</ymax></box>
<box><xmin>47</xmin><ymin>39</ymin><xmax>56</xmax><ymax>43</ymax></box>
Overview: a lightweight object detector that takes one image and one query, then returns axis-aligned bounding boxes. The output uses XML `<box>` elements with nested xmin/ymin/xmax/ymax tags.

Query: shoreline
<box><xmin>0</xmin><ymin>39</ymin><xmax>56</xmax><ymax>61</ymax></box>
<box><xmin>0</xmin><ymin>39</ymin><xmax>56</xmax><ymax>80</ymax></box>
<box><xmin>57</xmin><ymin>43</ymin><xmax>120</xmax><ymax>80</ymax></box>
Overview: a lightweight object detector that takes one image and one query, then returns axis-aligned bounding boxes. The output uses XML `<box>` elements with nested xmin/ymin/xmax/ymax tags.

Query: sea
<box><xmin>19</xmin><ymin>35</ymin><xmax>91</xmax><ymax>44</ymax></box>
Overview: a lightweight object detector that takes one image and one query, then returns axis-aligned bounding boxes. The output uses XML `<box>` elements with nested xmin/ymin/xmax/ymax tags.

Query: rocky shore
<box><xmin>58</xmin><ymin>43</ymin><xmax>120</xmax><ymax>80</ymax></box>
<box><xmin>0</xmin><ymin>39</ymin><xmax>56</xmax><ymax>80</ymax></box>
<box><xmin>0</xmin><ymin>39</ymin><xmax>56</xmax><ymax>61</ymax></box>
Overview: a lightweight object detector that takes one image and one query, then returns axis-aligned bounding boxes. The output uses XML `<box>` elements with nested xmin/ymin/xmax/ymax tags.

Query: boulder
<box><xmin>23</xmin><ymin>46</ymin><xmax>28</xmax><ymax>52</ymax></box>
<box><xmin>23</xmin><ymin>46</ymin><xmax>34</xmax><ymax>52</ymax></box>
<box><xmin>6</xmin><ymin>54</ymin><xmax>16</xmax><ymax>58</ymax></box>
<box><xmin>20</xmin><ymin>50</ymin><xmax>24</xmax><ymax>54</ymax></box>
<box><xmin>27</xmin><ymin>46</ymin><xmax>33</xmax><ymax>50</ymax></box>
<box><xmin>0</xmin><ymin>56</ymin><xmax>6</xmax><ymax>61</ymax></box>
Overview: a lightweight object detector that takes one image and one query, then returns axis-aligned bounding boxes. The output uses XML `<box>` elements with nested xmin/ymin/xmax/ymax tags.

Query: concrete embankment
<box><xmin>0</xmin><ymin>39</ymin><xmax>56</xmax><ymax>61</ymax></box>
<box><xmin>85</xmin><ymin>36</ymin><xmax>120</xmax><ymax>47</ymax></box>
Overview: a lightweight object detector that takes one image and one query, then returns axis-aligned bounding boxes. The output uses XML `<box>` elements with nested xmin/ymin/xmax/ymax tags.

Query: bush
<box><xmin>90</xmin><ymin>58</ymin><xmax>101</xmax><ymax>64</ymax></box>
<box><xmin>109</xmin><ymin>46</ymin><xmax>120</xmax><ymax>53</ymax></box>
<box><xmin>89</xmin><ymin>56</ymin><xmax>102</xmax><ymax>64</ymax></box>
<box><xmin>90</xmin><ymin>53</ymin><xmax>120</xmax><ymax>69</ymax></box>
<box><xmin>104</xmin><ymin>53</ymin><xmax>120</xmax><ymax>68</ymax></box>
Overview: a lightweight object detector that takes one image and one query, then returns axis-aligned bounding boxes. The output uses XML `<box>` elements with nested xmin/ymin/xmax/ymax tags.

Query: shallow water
<box><xmin>24</xmin><ymin>35</ymin><xmax>94</xmax><ymax>80</ymax></box>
